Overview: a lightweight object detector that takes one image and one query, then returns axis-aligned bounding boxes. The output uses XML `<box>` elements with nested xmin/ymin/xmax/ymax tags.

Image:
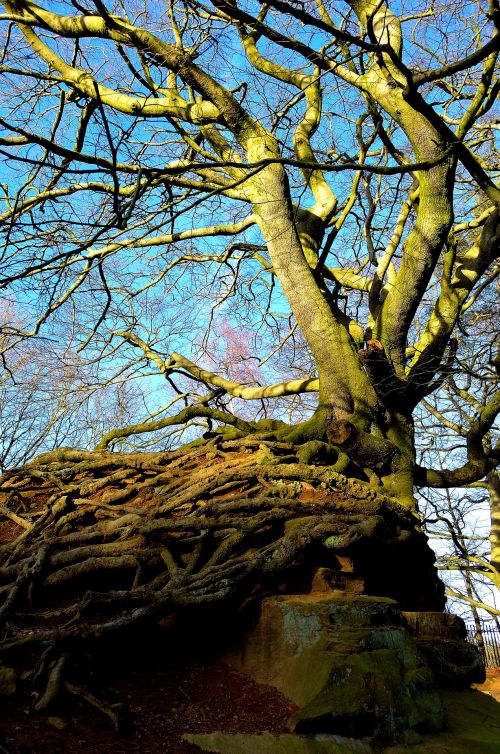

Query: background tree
<box><xmin>0</xmin><ymin>301</ymin><xmax>147</xmax><ymax>468</ymax></box>
<box><xmin>421</xmin><ymin>485</ymin><xmax>499</xmax><ymax>619</ymax></box>
<box><xmin>414</xmin><ymin>299</ymin><xmax>499</xmax><ymax>620</ymax></box>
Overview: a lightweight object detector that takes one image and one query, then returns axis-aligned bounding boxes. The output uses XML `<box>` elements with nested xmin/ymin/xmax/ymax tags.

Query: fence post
<box><xmin>466</xmin><ymin>624</ymin><xmax>500</xmax><ymax>669</ymax></box>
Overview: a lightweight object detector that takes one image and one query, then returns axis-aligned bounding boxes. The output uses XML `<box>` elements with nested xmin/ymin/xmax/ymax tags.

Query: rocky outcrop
<box><xmin>403</xmin><ymin>611</ymin><xmax>485</xmax><ymax>687</ymax></box>
<box><xmin>223</xmin><ymin>595</ymin><xmax>446</xmax><ymax>744</ymax></box>
<box><xmin>184</xmin><ymin>690</ymin><xmax>500</xmax><ymax>754</ymax></box>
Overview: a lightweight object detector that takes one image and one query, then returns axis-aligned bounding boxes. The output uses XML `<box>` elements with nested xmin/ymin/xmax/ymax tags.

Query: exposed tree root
<box><xmin>33</xmin><ymin>653</ymin><xmax>68</xmax><ymax>711</ymax></box>
<box><xmin>0</xmin><ymin>437</ymin><xmax>438</xmax><ymax>714</ymax></box>
<box><xmin>64</xmin><ymin>681</ymin><xmax>125</xmax><ymax>732</ymax></box>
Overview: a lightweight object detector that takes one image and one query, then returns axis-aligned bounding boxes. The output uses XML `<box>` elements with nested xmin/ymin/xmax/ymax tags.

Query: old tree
<box><xmin>0</xmin><ymin>0</ymin><xmax>499</xmax><ymax>701</ymax></box>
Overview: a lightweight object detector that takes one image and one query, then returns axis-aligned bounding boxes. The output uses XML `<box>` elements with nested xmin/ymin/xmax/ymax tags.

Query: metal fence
<box><xmin>466</xmin><ymin>624</ymin><xmax>500</xmax><ymax>668</ymax></box>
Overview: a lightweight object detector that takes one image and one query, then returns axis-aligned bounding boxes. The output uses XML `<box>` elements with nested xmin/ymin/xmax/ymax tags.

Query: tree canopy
<box><xmin>0</xmin><ymin>0</ymin><xmax>498</xmax><ymax>505</ymax></box>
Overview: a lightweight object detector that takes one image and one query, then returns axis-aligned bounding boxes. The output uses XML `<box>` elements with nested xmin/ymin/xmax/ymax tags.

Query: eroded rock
<box><xmin>403</xmin><ymin>611</ymin><xmax>485</xmax><ymax>687</ymax></box>
<box><xmin>223</xmin><ymin>595</ymin><xmax>445</xmax><ymax>744</ymax></box>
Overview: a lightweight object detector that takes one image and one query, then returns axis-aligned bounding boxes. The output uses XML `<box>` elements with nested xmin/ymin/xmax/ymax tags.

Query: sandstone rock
<box><xmin>309</xmin><ymin>563</ymin><xmax>364</xmax><ymax>595</ymax></box>
<box><xmin>414</xmin><ymin>638</ymin><xmax>485</xmax><ymax>688</ymax></box>
<box><xmin>223</xmin><ymin>595</ymin><xmax>445</xmax><ymax>743</ymax></box>
<box><xmin>403</xmin><ymin>611</ymin><xmax>485</xmax><ymax>687</ymax></box>
<box><xmin>403</xmin><ymin>611</ymin><xmax>467</xmax><ymax>639</ymax></box>
<box><xmin>183</xmin><ymin>692</ymin><xmax>500</xmax><ymax>753</ymax></box>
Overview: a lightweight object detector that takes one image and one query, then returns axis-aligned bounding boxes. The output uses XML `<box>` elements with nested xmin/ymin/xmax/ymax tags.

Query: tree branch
<box><xmin>94</xmin><ymin>402</ymin><xmax>253</xmax><ymax>450</ymax></box>
<box><xmin>167</xmin><ymin>352</ymin><xmax>319</xmax><ymax>400</ymax></box>
<box><xmin>413</xmin><ymin>33</ymin><xmax>500</xmax><ymax>88</ymax></box>
<box><xmin>416</xmin><ymin>391</ymin><xmax>500</xmax><ymax>487</ymax></box>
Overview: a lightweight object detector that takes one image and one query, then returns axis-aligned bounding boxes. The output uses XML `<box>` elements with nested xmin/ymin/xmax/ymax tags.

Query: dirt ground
<box><xmin>1</xmin><ymin>648</ymin><xmax>498</xmax><ymax>754</ymax></box>
<box><xmin>472</xmin><ymin>667</ymin><xmax>500</xmax><ymax>701</ymax></box>
<box><xmin>0</xmin><ymin>647</ymin><xmax>297</xmax><ymax>754</ymax></box>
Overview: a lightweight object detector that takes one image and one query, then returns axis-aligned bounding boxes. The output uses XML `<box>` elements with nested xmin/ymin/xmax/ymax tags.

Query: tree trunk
<box><xmin>487</xmin><ymin>470</ymin><xmax>500</xmax><ymax>583</ymax></box>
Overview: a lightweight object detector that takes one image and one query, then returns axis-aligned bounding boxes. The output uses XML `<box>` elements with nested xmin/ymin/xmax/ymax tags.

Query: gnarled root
<box><xmin>0</xmin><ymin>437</ymin><xmax>419</xmax><ymax>712</ymax></box>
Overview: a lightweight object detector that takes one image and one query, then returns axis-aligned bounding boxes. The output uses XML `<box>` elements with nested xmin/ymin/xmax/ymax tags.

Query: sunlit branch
<box><xmin>2</xmin><ymin>2</ymin><xmax>222</xmax><ymax>123</ymax></box>
<box><xmin>444</xmin><ymin>588</ymin><xmax>500</xmax><ymax>616</ymax></box>
<box><xmin>408</xmin><ymin>208</ymin><xmax>500</xmax><ymax>384</ymax></box>
<box><xmin>167</xmin><ymin>351</ymin><xmax>319</xmax><ymax>400</ymax></box>
<box><xmin>416</xmin><ymin>391</ymin><xmax>500</xmax><ymax>487</ymax></box>
<box><xmin>94</xmin><ymin>402</ymin><xmax>254</xmax><ymax>450</ymax></box>
<box><xmin>85</xmin><ymin>216</ymin><xmax>257</xmax><ymax>262</ymax></box>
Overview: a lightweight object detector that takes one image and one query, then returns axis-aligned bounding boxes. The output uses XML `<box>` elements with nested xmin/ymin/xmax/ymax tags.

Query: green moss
<box><xmin>213</xmin><ymin>426</ymin><xmax>246</xmax><ymax>439</ymax></box>
<box><xmin>439</xmin><ymin>690</ymin><xmax>500</xmax><ymax>752</ymax></box>
<box><xmin>183</xmin><ymin>732</ymin><xmax>373</xmax><ymax>753</ymax></box>
<box><xmin>253</xmin><ymin>418</ymin><xmax>289</xmax><ymax>432</ymax></box>
<box><xmin>259</xmin><ymin>454</ymin><xmax>275</xmax><ymax>465</ymax></box>
<box><xmin>296</xmin><ymin>441</ymin><xmax>338</xmax><ymax>466</ymax></box>
<box><xmin>383</xmin><ymin>690</ymin><xmax>500</xmax><ymax>753</ymax></box>
<box><xmin>380</xmin><ymin>469</ymin><xmax>416</xmax><ymax>509</ymax></box>
<box><xmin>291</xmin><ymin>646</ymin><xmax>444</xmax><ymax>736</ymax></box>
<box><xmin>0</xmin><ymin>665</ymin><xmax>16</xmax><ymax>695</ymax></box>
<box><xmin>276</xmin><ymin>410</ymin><xmax>328</xmax><ymax>444</ymax></box>
<box><xmin>324</xmin><ymin>534</ymin><xmax>345</xmax><ymax>549</ymax></box>
<box><xmin>331</xmin><ymin>452</ymin><xmax>351</xmax><ymax>474</ymax></box>
<box><xmin>291</xmin><ymin>650</ymin><xmax>401</xmax><ymax>723</ymax></box>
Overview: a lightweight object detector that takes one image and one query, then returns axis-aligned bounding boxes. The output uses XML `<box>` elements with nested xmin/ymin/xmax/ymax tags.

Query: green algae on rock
<box><xmin>0</xmin><ymin>665</ymin><xmax>16</xmax><ymax>696</ymax></box>
<box><xmin>222</xmin><ymin>595</ymin><xmax>446</xmax><ymax>744</ymax></box>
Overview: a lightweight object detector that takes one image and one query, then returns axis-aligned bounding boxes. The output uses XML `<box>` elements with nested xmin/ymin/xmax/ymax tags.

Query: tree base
<box><xmin>0</xmin><ymin>436</ymin><xmax>444</xmax><ymax>715</ymax></box>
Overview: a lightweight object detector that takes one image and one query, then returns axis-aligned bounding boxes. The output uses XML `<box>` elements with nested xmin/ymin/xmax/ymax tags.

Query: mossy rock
<box><xmin>385</xmin><ymin>690</ymin><xmax>500</xmax><ymax>753</ymax></box>
<box><xmin>184</xmin><ymin>690</ymin><xmax>500</xmax><ymax>753</ymax></box>
<box><xmin>0</xmin><ymin>665</ymin><xmax>16</xmax><ymax>695</ymax></box>
<box><xmin>223</xmin><ymin>595</ymin><xmax>444</xmax><ymax>743</ymax></box>
<box><xmin>183</xmin><ymin>732</ymin><xmax>373</xmax><ymax>753</ymax></box>
<box><xmin>291</xmin><ymin>646</ymin><xmax>443</xmax><ymax>740</ymax></box>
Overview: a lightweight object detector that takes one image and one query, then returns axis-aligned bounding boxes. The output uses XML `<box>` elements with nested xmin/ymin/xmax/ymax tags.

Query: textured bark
<box><xmin>487</xmin><ymin>470</ymin><xmax>500</xmax><ymax>584</ymax></box>
<box><xmin>252</xmin><ymin>163</ymin><xmax>378</xmax><ymax>423</ymax></box>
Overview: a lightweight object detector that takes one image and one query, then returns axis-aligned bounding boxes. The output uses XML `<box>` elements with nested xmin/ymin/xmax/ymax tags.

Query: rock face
<box><xmin>223</xmin><ymin>595</ymin><xmax>446</xmax><ymax>744</ymax></box>
<box><xmin>403</xmin><ymin>612</ymin><xmax>485</xmax><ymax>688</ymax></box>
<box><xmin>344</xmin><ymin>518</ymin><xmax>446</xmax><ymax>612</ymax></box>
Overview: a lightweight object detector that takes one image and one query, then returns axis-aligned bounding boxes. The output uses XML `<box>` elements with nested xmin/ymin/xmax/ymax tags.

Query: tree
<box><xmin>0</xmin><ymin>0</ymin><xmax>498</xmax><ymax>504</ymax></box>
<box><xmin>414</xmin><ymin>311</ymin><xmax>499</xmax><ymax>619</ymax></box>
<box><xmin>0</xmin><ymin>300</ymin><xmax>149</xmax><ymax>468</ymax></box>
<box><xmin>0</xmin><ymin>0</ymin><xmax>499</xmax><ymax>708</ymax></box>
<box><xmin>420</xmin><ymin>485</ymin><xmax>499</xmax><ymax>619</ymax></box>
